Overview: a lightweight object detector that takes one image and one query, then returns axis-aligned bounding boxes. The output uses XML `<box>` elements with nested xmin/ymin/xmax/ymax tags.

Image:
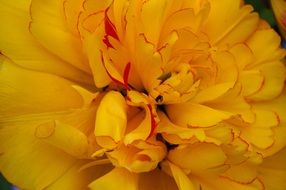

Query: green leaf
<box><xmin>0</xmin><ymin>174</ymin><xmax>12</xmax><ymax>190</ymax></box>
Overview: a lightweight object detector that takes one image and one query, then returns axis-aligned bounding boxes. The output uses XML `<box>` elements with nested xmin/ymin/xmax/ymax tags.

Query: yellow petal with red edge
<box><xmin>61</xmin><ymin>0</ymin><xmax>84</xmax><ymax>36</ymax></box>
<box><xmin>30</xmin><ymin>0</ymin><xmax>90</xmax><ymax>73</ymax></box>
<box><xmin>167</xmin><ymin>103</ymin><xmax>231</xmax><ymax>127</ymax></box>
<box><xmin>162</xmin><ymin>7</ymin><xmax>208</xmax><ymax>40</ymax></box>
<box><xmin>168</xmin><ymin>143</ymin><xmax>226</xmax><ymax>174</ymax></box>
<box><xmin>215</xmin><ymin>11</ymin><xmax>259</xmax><ymax>47</ymax></box>
<box><xmin>259</xmin><ymin>147</ymin><xmax>286</xmax><ymax>190</ymax></box>
<box><xmin>240</xmin><ymin>70</ymin><xmax>264</xmax><ymax>97</ymax></box>
<box><xmin>95</xmin><ymin>91</ymin><xmax>127</xmax><ymax>149</ymax></box>
<box><xmin>124</xmin><ymin>106</ymin><xmax>154</xmax><ymax>145</ymax></box>
<box><xmin>206</xmin><ymin>84</ymin><xmax>255</xmax><ymax>123</ymax></box>
<box><xmin>107</xmin><ymin>141</ymin><xmax>166</xmax><ymax>173</ymax></box>
<box><xmin>251</xmin><ymin>88</ymin><xmax>286</xmax><ymax>156</ymax></box>
<box><xmin>0</xmin><ymin>59</ymin><xmax>83</xmax><ymax>117</ymax></box>
<box><xmin>138</xmin><ymin>168</ymin><xmax>178</xmax><ymax>190</ymax></box>
<box><xmin>46</xmin><ymin>161</ymin><xmax>112</xmax><ymax>190</ymax></box>
<box><xmin>253</xmin><ymin>87</ymin><xmax>286</xmax><ymax>126</ymax></box>
<box><xmin>140</xmin><ymin>0</ymin><xmax>166</xmax><ymax>45</ymax></box>
<box><xmin>270</xmin><ymin>0</ymin><xmax>286</xmax><ymax>39</ymax></box>
<box><xmin>0</xmin><ymin>1</ymin><xmax>93</xmax><ymax>85</ymax></box>
<box><xmin>222</xmin><ymin>154</ymin><xmax>262</xmax><ymax>184</ymax></box>
<box><xmin>0</xmin><ymin>120</ymin><xmax>76</xmax><ymax>189</ymax></box>
<box><xmin>83</xmin><ymin>26</ymin><xmax>111</xmax><ymax>88</ymax></box>
<box><xmin>201</xmin><ymin>177</ymin><xmax>264</xmax><ymax>190</ymax></box>
<box><xmin>89</xmin><ymin>167</ymin><xmax>138</xmax><ymax>190</ymax></box>
<box><xmin>134</xmin><ymin>34</ymin><xmax>163</xmax><ymax>91</ymax></box>
<box><xmin>229</xmin><ymin>44</ymin><xmax>254</xmax><ymax>70</ymax></box>
<box><xmin>168</xmin><ymin>162</ymin><xmax>195</xmax><ymax>190</ymax></box>
<box><xmin>212</xmin><ymin>51</ymin><xmax>238</xmax><ymax>83</ymax></box>
<box><xmin>157</xmin><ymin>111</ymin><xmax>206</xmax><ymax>143</ymax></box>
<box><xmin>246</xmin><ymin>29</ymin><xmax>285</xmax><ymax>66</ymax></box>
<box><xmin>241</xmin><ymin>127</ymin><xmax>274</xmax><ymax>150</ymax></box>
<box><xmin>205</xmin><ymin>0</ymin><xmax>256</xmax><ymax>46</ymax></box>
<box><xmin>248</xmin><ymin>61</ymin><xmax>286</xmax><ymax>101</ymax></box>
<box><xmin>35</xmin><ymin>120</ymin><xmax>89</xmax><ymax>158</ymax></box>
<box><xmin>192</xmin><ymin>82</ymin><xmax>235</xmax><ymax>103</ymax></box>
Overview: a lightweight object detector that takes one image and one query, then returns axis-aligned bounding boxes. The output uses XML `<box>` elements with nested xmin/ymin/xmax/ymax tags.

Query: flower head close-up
<box><xmin>1</xmin><ymin>0</ymin><xmax>286</xmax><ymax>190</ymax></box>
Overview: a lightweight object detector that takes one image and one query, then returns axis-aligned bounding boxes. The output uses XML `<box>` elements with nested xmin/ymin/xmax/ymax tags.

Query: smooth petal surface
<box><xmin>168</xmin><ymin>143</ymin><xmax>226</xmax><ymax>174</ymax></box>
<box><xmin>0</xmin><ymin>59</ymin><xmax>83</xmax><ymax>117</ymax></box>
<box><xmin>0</xmin><ymin>120</ymin><xmax>76</xmax><ymax>190</ymax></box>
<box><xmin>89</xmin><ymin>167</ymin><xmax>138</xmax><ymax>190</ymax></box>
<box><xmin>46</xmin><ymin>162</ymin><xmax>112</xmax><ymax>190</ymax></box>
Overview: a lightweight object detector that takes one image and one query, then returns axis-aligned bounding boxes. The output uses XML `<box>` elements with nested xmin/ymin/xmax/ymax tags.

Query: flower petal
<box><xmin>168</xmin><ymin>143</ymin><xmax>226</xmax><ymax>174</ymax></box>
<box><xmin>168</xmin><ymin>162</ymin><xmax>195</xmax><ymax>190</ymax></box>
<box><xmin>83</xmin><ymin>26</ymin><xmax>112</xmax><ymax>87</ymax></box>
<box><xmin>95</xmin><ymin>91</ymin><xmax>127</xmax><ymax>149</ymax></box>
<box><xmin>0</xmin><ymin>121</ymin><xmax>75</xmax><ymax>189</ymax></box>
<box><xmin>89</xmin><ymin>167</ymin><xmax>138</xmax><ymax>190</ymax></box>
<box><xmin>259</xmin><ymin>147</ymin><xmax>286</xmax><ymax>190</ymax></box>
<box><xmin>46</xmin><ymin>161</ymin><xmax>112</xmax><ymax>190</ymax></box>
<box><xmin>0</xmin><ymin>59</ymin><xmax>83</xmax><ymax>117</ymax></box>
<box><xmin>35</xmin><ymin>120</ymin><xmax>89</xmax><ymax>157</ymax></box>
<box><xmin>248</xmin><ymin>61</ymin><xmax>286</xmax><ymax>101</ymax></box>
<box><xmin>0</xmin><ymin>1</ymin><xmax>93</xmax><ymax>85</ymax></box>
<box><xmin>138</xmin><ymin>169</ymin><xmax>178</xmax><ymax>190</ymax></box>
<box><xmin>246</xmin><ymin>29</ymin><xmax>285</xmax><ymax>66</ymax></box>
<box><xmin>167</xmin><ymin>103</ymin><xmax>231</xmax><ymax>127</ymax></box>
<box><xmin>29</xmin><ymin>0</ymin><xmax>90</xmax><ymax>73</ymax></box>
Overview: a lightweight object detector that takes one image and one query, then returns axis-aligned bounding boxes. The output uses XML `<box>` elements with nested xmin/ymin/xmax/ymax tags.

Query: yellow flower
<box><xmin>271</xmin><ymin>0</ymin><xmax>286</xmax><ymax>39</ymax></box>
<box><xmin>0</xmin><ymin>0</ymin><xmax>286</xmax><ymax>190</ymax></box>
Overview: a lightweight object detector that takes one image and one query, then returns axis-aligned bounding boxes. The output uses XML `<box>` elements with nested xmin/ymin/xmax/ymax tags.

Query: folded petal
<box><xmin>35</xmin><ymin>120</ymin><xmax>89</xmax><ymax>157</ymax></box>
<box><xmin>168</xmin><ymin>162</ymin><xmax>195</xmax><ymax>190</ymax></box>
<box><xmin>95</xmin><ymin>91</ymin><xmax>127</xmax><ymax>149</ymax></box>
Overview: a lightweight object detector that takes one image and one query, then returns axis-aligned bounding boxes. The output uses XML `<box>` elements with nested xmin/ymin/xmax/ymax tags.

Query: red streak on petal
<box><xmin>282</xmin><ymin>13</ymin><xmax>286</xmax><ymax>27</ymax></box>
<box><xmin>105</xmin><ymin>12</ymin><xmax>119</xmax><ymax>40</ymax></box>
<box><xmin>103</xmin><ymin>36</ymin><xmax>114</xmax><ymax>48</ymax></box>
<box><xmin>101</xmin><ymin>51</ymin><xmax>131</xmax><ymax>90</ymax></box>
<box><xmin>103</xmin><ymin>10</ymin><xmax>119</xmax><ymax>48</ymax></box>
<box><xmin>123</xmin><ymin>62</ymin><xmax>131</xmax><ymax>90</ymax></box>
<box><xmin>147</xmin><ymin>104</ymin><xmax>157</xmax><ymax>139</ymax></box>
<box><xmin>101</xmin><ymin>51</ymin><xmax>125</xmax><ymax>87</ymax></box>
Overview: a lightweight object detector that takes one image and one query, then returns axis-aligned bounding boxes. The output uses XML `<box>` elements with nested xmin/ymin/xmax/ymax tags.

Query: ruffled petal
<box><xmin>0</xmin><ymin>1</ymin><xmax>93</xmax><ymax>85</ymax></box>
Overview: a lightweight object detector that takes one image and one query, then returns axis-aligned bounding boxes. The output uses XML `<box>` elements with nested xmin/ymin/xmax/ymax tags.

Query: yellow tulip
<box><xmin>271</xmin><ymin>0</ymin><xmax>286</xmax><ymax>39</ymax></box>
<box><xmin>0</xmin><ymin>0</ymin><xmax>286</xmax><ymax>190</ymax></box>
